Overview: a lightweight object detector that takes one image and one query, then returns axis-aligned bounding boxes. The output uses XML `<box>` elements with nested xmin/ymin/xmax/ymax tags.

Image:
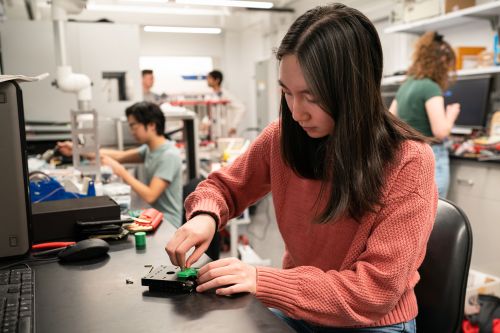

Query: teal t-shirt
<box><xmin>396</xmin><ymin>77</ymin><xmax>442</xmax><ymax>137</ymax></box>
<box><xmin>138</xmin><ymin>141</ymin><xmax>182</xmax><ymax>228</ymax></box>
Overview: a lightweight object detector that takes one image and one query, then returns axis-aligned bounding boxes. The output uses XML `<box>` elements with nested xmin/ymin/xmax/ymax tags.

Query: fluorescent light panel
<box><xmin>176</xmin><ymin>0</ymin><xmax>273</xmax><ymax>9</ymax></box>
<box><xmin>144</xmin><ymin>25</ymin><xmax>222</xmax><ymax>34</ymax></box>
<box><xmin>87</xmin><ymin>3</ymin><xmax>225</xmax><ymax>15</ymax></box>
<box><xmin>119</xmin><ymin>0</ymin><xmax>168</xmax><ymax>3</ymax></box>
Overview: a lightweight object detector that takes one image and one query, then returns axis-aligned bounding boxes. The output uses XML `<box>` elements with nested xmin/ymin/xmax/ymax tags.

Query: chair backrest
<box><xmin>415</xmin><ymin>198</ymin><xmax>473</xmax><ymax>333</ymax></box>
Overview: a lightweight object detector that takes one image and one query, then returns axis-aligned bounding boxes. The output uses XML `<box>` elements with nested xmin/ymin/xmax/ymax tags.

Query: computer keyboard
<box><xmin>0</xmin><ymin>267</ymin><xmax>34</xmax><ymax>333</ymax></box>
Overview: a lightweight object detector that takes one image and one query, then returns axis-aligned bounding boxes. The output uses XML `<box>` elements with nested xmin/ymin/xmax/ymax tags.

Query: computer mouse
<box><xmin>58</xmin><ymin>238</ymin><xmax>110</xmax><ymax>262</ymax></box>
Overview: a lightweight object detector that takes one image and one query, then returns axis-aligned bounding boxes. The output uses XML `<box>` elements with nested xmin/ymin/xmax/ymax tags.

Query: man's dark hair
<box><xmin>142</xmin><ymin>69</ymin><xmax>154</xmax><ymax>77</ymax></box>
<box><xmin>208</xmin><ymin>70</ymin><xmax>223</xmax><ymax>85</ymax></box>
<box><xmin>125</xmin><ymin>102</ymin><xmax>165</xmax><ymax>135</ymax></box>
<box><xmin>277</xmin><ymin>3</ymin><xmax>426</xmax><ymax>223</ymax></box>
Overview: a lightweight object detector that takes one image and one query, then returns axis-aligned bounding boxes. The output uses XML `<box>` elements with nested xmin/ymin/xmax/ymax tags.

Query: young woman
<box><xmin>389</xmin><ymin>31</ymin><xmax>460</xmax><ymax>198</ymax></box>
<box><xmin>166</xmin><ymin>4</ymin><xmax>437</xmax><ymax>332</ymax></box>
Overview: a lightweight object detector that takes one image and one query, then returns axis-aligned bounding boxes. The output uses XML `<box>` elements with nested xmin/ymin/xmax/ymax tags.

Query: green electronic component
<box><xmin>134</xmin><ymin>231</ymin><xmax>146</xmax><ymax>249</ymax></box>
<box><xmin>177</xmin><ymin>268</ymin><xmax>198</xmax><ymax>280</ymax></box>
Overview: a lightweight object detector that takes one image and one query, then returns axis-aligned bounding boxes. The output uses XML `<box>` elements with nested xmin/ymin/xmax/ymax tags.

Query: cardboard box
<box><xmin>445</xmin><ymin>0</ymin><xmax>475</xmax><ymax>13</ymax></box>
<box><xmin>465</xmin><ymin>269</ymin><xmax>500</xmax><ymax>315</ymax></box>
<box><xmin>455</xmin><ymin>46</ymin><xmax>486</xmax><ymax>69</ymax></box>
<box><xmin>403</xmin><ymin>0</ymin><xmax>441</xmax><ymax>22</ymax></box>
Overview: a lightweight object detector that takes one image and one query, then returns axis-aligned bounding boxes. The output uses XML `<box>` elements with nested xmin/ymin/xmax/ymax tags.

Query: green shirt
<box><xmin>138</xmin><ymin>141</ymin><xmax>182</xmax><ymax>228</ymax></box>
<box><xmin>396</xmin><ymin>77</ymin><xmax>442</xmax><ymax>137</ymax></box>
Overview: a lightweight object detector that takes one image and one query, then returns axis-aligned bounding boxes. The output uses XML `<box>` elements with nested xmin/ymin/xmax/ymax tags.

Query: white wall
<box><xmin>140</xmin><ymin>31</ymin><xmax>224</xmax><ymax>58</ymax></box>
<box><xmin>0</xmin><ymin>20</ymin><xmax>142</xmax><ymax>122</ymax></box>
<box><xmin>139</xmin><ymin>31</ymin><xmax>224</xmax><ymax>95</ymax></box>
<box><xmin>222</xmin><ymin>11</ymin><xmax>293</xmax><ymax>133</ymax></box>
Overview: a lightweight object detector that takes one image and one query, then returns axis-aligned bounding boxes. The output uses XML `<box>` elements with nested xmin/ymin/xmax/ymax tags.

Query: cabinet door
<box><xmin>451</xmin><ymin>193</ymin><xmax>500</xmax><ymax>277</ymax></box>
<box><xmin>449</xmin><ymin>161</ymin><xmax>487</xmax><ymax>200</ymax></box>
<box><xmin>482</xmin><ymin>165</ymin><xmax>500</xmax><ymax>201</ymax></box>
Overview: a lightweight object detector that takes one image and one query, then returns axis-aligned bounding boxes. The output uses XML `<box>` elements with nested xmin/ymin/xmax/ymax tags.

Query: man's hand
<box><xmin>196</xmin><ymin>257</ymin><xmax>257</xmax><ymax>296</ymax></box>
<box><xmin>101</xmin><ymin>155</ymin><xmax>126</xmax><ymax>178</ymax></box>
<box><xmin>56</xmin><ymin>141</ymin><xmax>73</xmax><ymax>157</ymax></box>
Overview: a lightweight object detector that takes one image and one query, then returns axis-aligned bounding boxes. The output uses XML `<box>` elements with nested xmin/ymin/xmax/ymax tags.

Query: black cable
<box><xmin>0</xmin><ymin>256</ymin><xmax>60</xmax><ymax>270</ymax></box>
<box><xmin>0</xmin><ymin>262</ymin><xmax>31</xmax><ymax>271</ymax></box>
<box><xmin>0</xmin><ymin>261</ymin><xmax>32</xmax><ymax>271</ymax></box>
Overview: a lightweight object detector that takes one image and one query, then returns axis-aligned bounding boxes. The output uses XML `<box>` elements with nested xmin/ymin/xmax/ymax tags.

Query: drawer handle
<box><xmin>457</xmin><ymin>178</ymin><xmax>474</xmax><ymax>186</ymax></box>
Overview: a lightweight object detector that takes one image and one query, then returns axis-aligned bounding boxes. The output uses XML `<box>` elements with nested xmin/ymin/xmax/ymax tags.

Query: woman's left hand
<box><xmin>196</xmin><ymin>257</ymin><xmax>257</xmax><ymax>296</ymax></box>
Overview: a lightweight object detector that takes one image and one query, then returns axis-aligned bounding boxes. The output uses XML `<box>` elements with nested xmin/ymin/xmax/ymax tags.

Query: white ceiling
<box><xmin>4</xmin><ymin>0</ymin><xmax>292</xmax><ymax>28</ymax></box>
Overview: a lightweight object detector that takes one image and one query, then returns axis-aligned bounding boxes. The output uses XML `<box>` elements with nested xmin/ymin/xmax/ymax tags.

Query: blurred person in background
<box><xmin>390</xmin><ymin>31</ymin><xmax>460</xmax><ymax>198</ymax></box>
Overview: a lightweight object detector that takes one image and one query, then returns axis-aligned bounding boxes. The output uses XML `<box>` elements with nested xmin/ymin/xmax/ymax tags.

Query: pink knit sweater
<box><xmin>185</xmin><ymin>121</ymin><xmax>438</xmax><ymax>328</ymax></box>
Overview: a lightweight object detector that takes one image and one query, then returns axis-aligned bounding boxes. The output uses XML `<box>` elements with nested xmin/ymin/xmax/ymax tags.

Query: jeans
<box><xmin>432</xmin><ymin>143</ymin><xmax>450</xmax><ymax>198</ymax></box>
<box><xmin>270</xmin><ymin>308</ymin><xmax>416</xmax><ymax>333</ymax></box>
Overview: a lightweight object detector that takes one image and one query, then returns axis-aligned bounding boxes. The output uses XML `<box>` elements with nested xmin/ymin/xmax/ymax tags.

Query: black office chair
<box><xmin>182</xmin><ymin>177</ymin><xmax>221</xmax><ymax>260</ymax></box>
<box><xmin>415</xmin><ymin>198</ymin><xmax>473</xmax><ymax>333</ymax></box>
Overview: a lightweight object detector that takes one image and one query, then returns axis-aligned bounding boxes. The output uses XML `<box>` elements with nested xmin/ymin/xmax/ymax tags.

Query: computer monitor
<box><xmin>0</xmin><ymin>80</ymin><xmax>31</xmax><ymax>258</ymax></box>
<box><xmin>444</xmin><ymin>76</ymin><xmax>492</xmax><ymax>129</ymax></box>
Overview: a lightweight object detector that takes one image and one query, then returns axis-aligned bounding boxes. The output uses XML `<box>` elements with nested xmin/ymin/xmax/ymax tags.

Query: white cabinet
<box><xmin>448</xmin><ymin>159</ymin><xmax>500</xmax><ymax>276</ymax></box>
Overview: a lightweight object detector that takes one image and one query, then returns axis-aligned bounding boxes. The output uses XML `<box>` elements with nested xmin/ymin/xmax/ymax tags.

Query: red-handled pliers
<box><xmin>32</xmin><ymin>242</ymin><xmax>76</xmax><ymax>250</ymax></box>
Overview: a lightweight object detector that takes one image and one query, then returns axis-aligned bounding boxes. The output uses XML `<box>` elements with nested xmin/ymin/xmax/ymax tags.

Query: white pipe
<box><xmin>51</xmin><ymin>0</ymin><xmax>92</xmax><ymax>106</ymax></box>
<box><xmin>56</xmin><ymin>66</ymin><xmax>92</xmax><ymax>102</ymax></box>
<box><xmin>53</xmin><ymin>20</ymin><xmax>68</xmax><ymax>66</ymax></box>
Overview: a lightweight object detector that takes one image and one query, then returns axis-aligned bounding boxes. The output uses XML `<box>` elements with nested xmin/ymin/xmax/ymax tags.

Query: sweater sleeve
<box><xmin>255</xmin><ymin>145</ymin><xmax>438</xmax><ymax>327</ymax></box>
<box><xmin>184</xmin><ymin>122</ymin><xmax>275</xmax><ymax>229</ymax></box>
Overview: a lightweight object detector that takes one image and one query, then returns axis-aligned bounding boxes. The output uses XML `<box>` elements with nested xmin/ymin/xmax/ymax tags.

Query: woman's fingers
<box><xmin>197</xmin><ymin>257</ymin><xmax>236</xmax><ymax>276</ymax></box>
<box><xmin>165</xmin><ymin>230</ymin><xmax>189</xmax><ymax>267</ymax></box>
<box><xmin>196</xmin><ymin>274</ymin><xmax>238</xmax><ymax>293</ymax></box>
<box><xmin>195</xmin><ymin>258</ymin><xmax>257</xmax><ymax>295</ymax></box>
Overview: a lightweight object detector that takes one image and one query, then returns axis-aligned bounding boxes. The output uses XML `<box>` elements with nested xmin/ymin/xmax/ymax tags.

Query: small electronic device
<box><xmin>142</xmin><ymin>266</ymin><xmax>198</xmax><ymax>293</ymax></box>
<box><xmin>57</xmin><ymin>238</ymin><xmax>110</xmax><ymax>262</ymax></box>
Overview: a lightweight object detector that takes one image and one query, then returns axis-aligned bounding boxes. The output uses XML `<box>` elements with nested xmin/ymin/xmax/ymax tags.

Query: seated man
<box><xmin>58</xmin><ymin>102</ymin><xmax>182</xmax><ymax>227</ymax></box>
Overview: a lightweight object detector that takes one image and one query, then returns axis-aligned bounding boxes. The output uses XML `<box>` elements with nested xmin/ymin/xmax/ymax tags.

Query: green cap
<box><xmin>177</xmin><ymin>267</ymin><xmax>198</xmax><ymax>280</ymax></box>
<box><xmin>134</xmin><ymin>231</ymin><xmax>146</xmax><ymax>249</ymax></box>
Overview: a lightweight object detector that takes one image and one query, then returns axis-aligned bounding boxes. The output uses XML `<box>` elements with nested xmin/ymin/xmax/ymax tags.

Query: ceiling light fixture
<box><xmin>119</xmin><ymin>0</ymin><xmax>169</xmax><ymax>4</ymax></box>
<box><xmin>176</xmin><ymin>0</ymin><xmax>273</xmax><ymax>9</ymax></box>
<box><xmin>144</xmin><ymin>25</ymin><xmax>222</xmax><ymax>34</ymax></box>
<box><xmin>87</xmin><ymin>4</ymin><xmax>226</xmax><ymax>15</ymax></box>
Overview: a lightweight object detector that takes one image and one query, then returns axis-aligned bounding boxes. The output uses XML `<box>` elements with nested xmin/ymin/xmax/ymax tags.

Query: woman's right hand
<box><xmin>446</xmin><ymin>103</ymin><xmax>460</xmax><ymax>122</ymax></box>
<box><xmin>165</xmin><ymin>214</ymin><xmax>217</xmax><ymax>269</ymax></box>
<box><xmin>56</xmin><ymin>141</ymin><xmax>73</xmax><ymax>157</ymax></box>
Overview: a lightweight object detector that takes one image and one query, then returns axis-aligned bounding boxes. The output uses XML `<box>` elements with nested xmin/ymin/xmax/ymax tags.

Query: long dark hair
<box><xmin>278</xmin><ymin>3</ymin><xmax>426</xmax><ymax>223</ymax></box>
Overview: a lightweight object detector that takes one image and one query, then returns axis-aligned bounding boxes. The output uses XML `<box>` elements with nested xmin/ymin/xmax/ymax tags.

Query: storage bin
<box><xmin>465</xmin><ymin>269</ymin><xmax>500</xmax><ymax>315</ymax></box>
